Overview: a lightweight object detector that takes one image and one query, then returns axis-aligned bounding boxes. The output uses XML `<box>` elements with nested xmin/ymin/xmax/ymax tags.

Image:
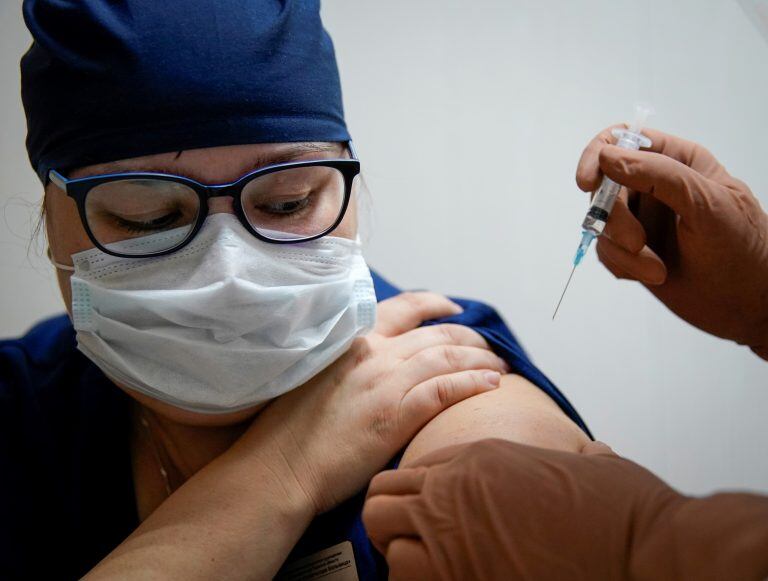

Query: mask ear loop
<box><xmin>47</xmin><ymin>247</ymin><xmax>75</xmax><ymax>272</ymax></box>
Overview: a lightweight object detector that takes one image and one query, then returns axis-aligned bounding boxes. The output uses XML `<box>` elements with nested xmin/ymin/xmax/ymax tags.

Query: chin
<box><xmin>122</xmin><ymin>385</ymin><xmax>268</xmax><ymax>427</ymax></box>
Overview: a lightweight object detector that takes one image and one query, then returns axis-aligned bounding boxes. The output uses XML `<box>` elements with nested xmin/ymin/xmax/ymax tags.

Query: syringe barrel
<box><xmin>581</xmin><ymin>128</ymin><xmax>652</xmax><ymax>236</ymax></box>
<box><xmin>582</xmin><ymin>177</ymin><xmax>621</xmax><ymax>235</ymax></box>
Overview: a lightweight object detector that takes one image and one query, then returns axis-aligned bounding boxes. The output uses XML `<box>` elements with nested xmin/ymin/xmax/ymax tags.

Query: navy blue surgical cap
<box><xmin>21</xmin><ymin>0</ymin><xmax>350</xmax><ymax>184</ymax></box>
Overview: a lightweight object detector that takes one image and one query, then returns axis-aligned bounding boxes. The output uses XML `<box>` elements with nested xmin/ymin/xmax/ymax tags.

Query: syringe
<box><xmin>552</xmin><ymin>104</ymin><xmax>654</xmax><ymax>319</ymax></box>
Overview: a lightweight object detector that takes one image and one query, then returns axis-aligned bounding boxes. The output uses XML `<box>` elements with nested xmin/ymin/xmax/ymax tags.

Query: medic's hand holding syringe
<box><xmin>574</xmin><ymin>104</ymin><xmax>655</xmax><ymax>267</ymax></box>
<box><xmin>553</xmin><ymin>104</ymin><xmax>654</xmax><ymax>318</ymax></box>
<box><xmin>557</xmin><ymin>105</ymin><xmax>768</xmax><ymax>360</ymax></box>
<box><xmin>364</xmin><ymin>113</ymin><xmax>768</xmax><ymax>581</ymax></box>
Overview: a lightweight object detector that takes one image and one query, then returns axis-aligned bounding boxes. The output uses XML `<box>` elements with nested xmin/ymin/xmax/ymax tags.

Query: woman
<box><xmin>3</xmin><ymin>1</ymin><xmax>590</xmax><ymax>579</ymax></box>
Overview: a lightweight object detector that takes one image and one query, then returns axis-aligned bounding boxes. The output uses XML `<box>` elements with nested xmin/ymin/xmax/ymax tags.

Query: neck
<box><xmin>137</xmin><ymin>403</ymin><xmax>253</xmax><ymax>481</ymax></box>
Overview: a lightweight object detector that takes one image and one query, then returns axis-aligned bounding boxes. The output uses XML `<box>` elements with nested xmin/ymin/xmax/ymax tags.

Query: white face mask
<box><xmin>54</xmin><ymin>213</ymin><xmax>377</xmax><ymax>414</ymax></box>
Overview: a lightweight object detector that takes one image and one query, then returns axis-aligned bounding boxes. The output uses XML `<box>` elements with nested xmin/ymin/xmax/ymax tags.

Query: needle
<box><xmin>552</xmin><ymin>263</ymin><xmax>577</xmax><ymax>320</ymax></box>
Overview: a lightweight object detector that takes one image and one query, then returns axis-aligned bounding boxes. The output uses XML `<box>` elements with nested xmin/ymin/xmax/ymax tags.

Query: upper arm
<box><xmin>400</xmin><ymin>373</ymin><xmax>589</xmax><ymax>467</ymax></box>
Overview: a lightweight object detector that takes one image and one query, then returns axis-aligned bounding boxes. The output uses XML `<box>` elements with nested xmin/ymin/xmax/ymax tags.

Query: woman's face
<box><xmin>45</xmin><ymin>141</ymin><xmax>358</xmax><ymax>427</ymax></box>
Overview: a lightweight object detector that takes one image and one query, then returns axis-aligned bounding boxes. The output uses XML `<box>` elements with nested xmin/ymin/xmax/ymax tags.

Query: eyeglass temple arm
<box><xmin>48</xmin><ymin>170</ymin><xmax>68</xmax><ymax>192</ymax></box>
<box><xmin>347</xmin><ymin>140</ymin><xmax>358</xmax><ymax>161</ymax></box>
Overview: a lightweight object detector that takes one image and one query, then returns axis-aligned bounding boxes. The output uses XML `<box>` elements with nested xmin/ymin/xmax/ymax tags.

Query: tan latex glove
<box><xmin>575</xmin><ymin>127</ymin><xmax>768</xmax><ymax>360</ymax></box>
<box><xmin>363</xmin><ymin>438</ymin><xmax>768</xmax><ymax>581</ymax></box>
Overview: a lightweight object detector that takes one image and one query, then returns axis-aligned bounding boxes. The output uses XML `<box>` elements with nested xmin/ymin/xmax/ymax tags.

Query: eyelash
<box><xmin>257</xmin><ymin>196</ymin><xmax>312</xmax><ymax>215</ymax></box>
<box><xmin>115</xmin><ymin>211</ymin><xmax>182</xmax><ymax>233</ymax></box>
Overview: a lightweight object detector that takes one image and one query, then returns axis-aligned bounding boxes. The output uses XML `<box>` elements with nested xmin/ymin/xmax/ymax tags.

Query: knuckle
<box><xmin>335</xmin><ymin>337</ymin><xmax>382</xmax><ymax>389</ymax></box>
<box><xmin>350</xmin><ymin>336</ymin><xmax>374</xmax><ymax>367</ymax></box>
<box><xmin>440</xmin><ymin>345</ymin><xmax>462</xmax><ymax>370</ymax></box>
<box><xmin>691</xmin><ymin>141</ymin><xmax>716</xmax><ymax>164</ymax></box>
<box><xmin>733</xmin><ymin>187</ymin><xmax>761</xmax><ymax>211</ymax></box>
<box><xmin>601</xmin><ymin>147</ymin><xmax>633</xmax><ymax>175</ymax></box>
<box><xmin>359</xmin><ymin>376</ymin><xmax>379</xmax><ymax>394</ymax></box>
<box><xmin>368</xmin><ymin>407</ymin><xmax>396</xmax><ymax>442</ymax></box>
<box><xmin>726</xmin><ymin>176</ymin><xmax>751</xmax><ymax>195</ymax></box>
<box><xmin>431</xmin><ymin>376</ymin><xmax>456</xmax><ymax>408</ymax></box>
<box><xmin>399</xmin><ymin>291</ymin><xmax>427</xmax><ymax>310</ymax></box>
<box><xmin>661</xmin><ymin>157</ymin><xmax>688</xmax><ymax>187</ymax></box>
<box><xmin>458</xmin><ymin>325</ymin><xmax>486</xmax><ymax>346</ymax></box>
<box><xmin>596</xmin><ymin>146</ymin><xmax>612</xmax><ymax>168</ymax></box>
<box><xmin>437</xmin><ymin>323</ymin><xmax>462</xmax><ymax>345</ymax></box>
<box><xmin>575</xmin><ymin>172</ymin><xmax>595</xmax><ymax>193</ymax></box>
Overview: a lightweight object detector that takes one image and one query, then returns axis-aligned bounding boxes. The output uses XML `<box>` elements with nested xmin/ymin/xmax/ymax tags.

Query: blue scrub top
<box><xmin>0</xmin><ymin>271</ymin><xmax>589</xmax><ymax>580</ymax></box>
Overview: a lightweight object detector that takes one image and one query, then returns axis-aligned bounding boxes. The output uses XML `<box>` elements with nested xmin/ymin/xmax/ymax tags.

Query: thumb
<box><xmin>599</xmin><ymin>145</ymin><xmax>711</xmax><ymax>221</ymax></box>
<box><xmin>581</xmin><ymin>440</ymin><xmax>619</xmax><ymax>457</ymax></box>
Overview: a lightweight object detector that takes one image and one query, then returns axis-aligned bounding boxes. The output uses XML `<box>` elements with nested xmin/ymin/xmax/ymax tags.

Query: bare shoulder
<box><xmin>400</xmin><ymin>374</ymin><xmax>589</xmax><ymax>467</ymax></box>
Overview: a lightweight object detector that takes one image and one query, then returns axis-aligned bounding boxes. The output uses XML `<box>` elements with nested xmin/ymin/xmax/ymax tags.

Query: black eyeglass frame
<box><xmin>48</xmin><ymin>142</ymin><xmax>360</xmax><ymax>259</ymax></box>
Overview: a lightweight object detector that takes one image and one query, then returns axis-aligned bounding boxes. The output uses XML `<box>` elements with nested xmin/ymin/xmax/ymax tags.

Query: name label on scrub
<box><xmin>276</xmin><ymin>541</ymin><xmax>359</xmax><ymax>581</ymax></box>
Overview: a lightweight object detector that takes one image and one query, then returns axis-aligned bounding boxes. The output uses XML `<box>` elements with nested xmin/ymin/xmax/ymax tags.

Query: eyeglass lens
<box><xmin>83</xmin><ymin>166</ymin><xmax>347</xmax><ymax>255</ymax></box>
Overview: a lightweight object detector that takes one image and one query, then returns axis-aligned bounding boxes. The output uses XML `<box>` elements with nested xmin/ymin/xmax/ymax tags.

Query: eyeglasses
<box><xmin>48</xmin><ymin>143</ymin><xmax>360</xmax><ymax>259</ymax></box>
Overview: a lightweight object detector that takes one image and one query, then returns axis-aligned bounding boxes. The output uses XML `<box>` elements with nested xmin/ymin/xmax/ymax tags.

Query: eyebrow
<box><xmin>87</xmin><ymin>142</ymin><xmax>345</xmax><ymax>182</ymax></box>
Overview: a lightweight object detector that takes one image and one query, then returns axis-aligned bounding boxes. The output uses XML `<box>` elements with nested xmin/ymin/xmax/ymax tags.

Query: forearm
<box><xmin>85</xmin><ymin>438</ymin><xmax>315</xmax><ymax>580</ymax></box>
<box><xmin>632</xmin><ymin>492</ymin><xmax>768</xmax><ymax>581</ymax></box>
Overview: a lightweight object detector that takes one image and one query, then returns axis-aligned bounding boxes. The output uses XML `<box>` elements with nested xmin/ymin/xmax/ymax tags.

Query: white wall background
<box><xmin>1</xmin><ymin>0</ymin><xmax>767</xmax><ymax>496</ymax></box>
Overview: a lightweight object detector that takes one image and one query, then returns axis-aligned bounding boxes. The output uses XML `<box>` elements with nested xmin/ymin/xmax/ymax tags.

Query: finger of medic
<box><xmin>363</xmin><ymin>493</ymin><xmax>421</xmax><ymax>554</ymax></box>
<box><xmin>368</xmin><ymin>467</ymin><xmax>428</xmax><ymax>498</ymax></box>
<box><xmin>387</xmin><ymin>538</ymin><xmax>438</xmax><ymax>581</ymax></box>
<box><xmin>597</xmin><ymin>237</ymin><xmax>667</xmax><ymax>285</ymax></box>
<box><xmin>576</xmin><ymin>124</ymin><xmax>725</xmax><ymax>188</ymax></box>
<box><xmin>580</xmin><ymin>440</ymin><xmax>618</xmax><ymax>456</ymax></box>
<box><xmin>603</xmin><ymin>196</ymin><xmax>647</xmax><ymax>254</ymax></box>
<box><xmin>640</xmin><ymin>127</ymin><xmax>732</xmax><ymax>178</ymax></box>
<box><xmin>576</xmin><ymin>123</ymin><xmax>626</xmax><ymax>193</ymax></box>
<box><xmin>580</xmin><ymin>143</ymin><xmax>711</xmax><ymax>221</ymax></box>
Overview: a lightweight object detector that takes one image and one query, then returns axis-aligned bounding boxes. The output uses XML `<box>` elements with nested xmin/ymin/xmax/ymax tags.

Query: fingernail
<box><xmin>498</xmin><ymin>358</ymin><xmax>511</xmax><ymax>373</ymax></box>
<box><xmin>483</xmin><ymin>371</ymin><xmax>501</xmax><ymax>387</ymax></box>
<box><xmin>449</xmin><ymin>301</ymin><xmax>463</xmax><ymax>314</ymax></box>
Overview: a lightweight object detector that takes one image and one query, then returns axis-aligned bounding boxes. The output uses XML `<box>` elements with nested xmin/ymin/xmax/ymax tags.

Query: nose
<box><xmin>208</xmin><ymin>196</ymin><xmax>235</xmax><ymax>215</ymax></box>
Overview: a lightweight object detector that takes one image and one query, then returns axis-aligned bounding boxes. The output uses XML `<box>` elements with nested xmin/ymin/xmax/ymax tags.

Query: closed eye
<box><xmin>113</xmin><ymin>210</ymin><xmax>183</xmax><ymax>233</ymax></box>
<box><xmin>256</xmin><ymin>197</ymin><xmax>312</xmax><ymax>215</ymax></box>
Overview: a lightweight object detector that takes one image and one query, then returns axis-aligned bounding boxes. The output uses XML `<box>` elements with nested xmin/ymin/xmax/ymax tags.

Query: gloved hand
<box><xmin>363</xmin><ymin>438</ymin><xmax>768</xmax><ymax>581</ymax></box>
<box><xmin>575</xmin><ymin>127</ymin><xmax>768</xmax><ymax>360</ymax></box>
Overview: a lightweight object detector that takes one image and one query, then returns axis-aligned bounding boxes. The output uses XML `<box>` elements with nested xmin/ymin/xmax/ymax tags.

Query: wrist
<box><xmin>627</xmin><ymin>490</ymin><xmax>689</xmax><ymax>581</ymax></box>
<box><xmin>90</xmin><ymin>432</ymin><xmax>318</xmax><ymax>580</ymax></box>
<box><xmin>630</xmin><ymin>493</ymin><xmax>768</xmax><ymax>581</ymax></box>
<box><xmin>228</xmin><ymin>432</ymin><xmax>320</xmax><ymax>521</ymax></box>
